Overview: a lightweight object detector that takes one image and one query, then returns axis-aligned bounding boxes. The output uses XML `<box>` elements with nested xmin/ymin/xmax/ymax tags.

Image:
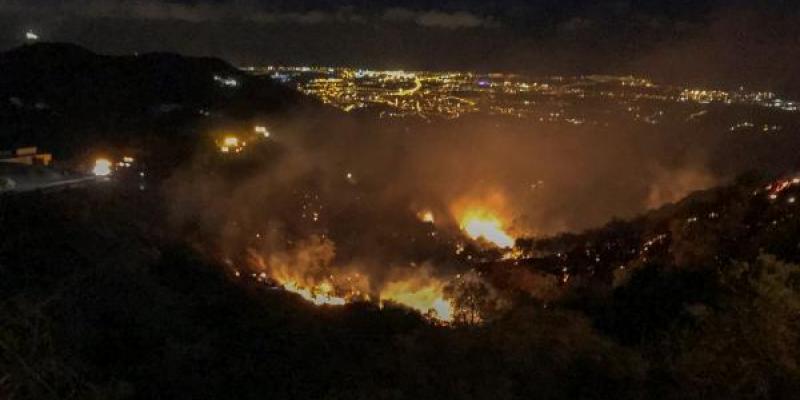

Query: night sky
<box><xmin>2</xmin><ymin>0</ymin><xmax>800</xmax><ymax>92</ymax></box>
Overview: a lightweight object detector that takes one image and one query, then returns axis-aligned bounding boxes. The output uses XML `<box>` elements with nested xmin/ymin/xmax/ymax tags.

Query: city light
<box><xmin>254</xmin><ymin>125</ymin><xmax>270</xmax><ymax>138</ymax></box>
<box><xmin>252</xmin><ymin>65</ymin><xmax>800</xmax><ymax>121</ymax></box>
<box><xmin>223</xmin><ymin>137</ymin><xmax>239</xmax><ymax>147</ymax></box>
<box><xmin>219</xmin><ymin>136</ymin><xmax>246</xmax><ymax>153</ymax></box>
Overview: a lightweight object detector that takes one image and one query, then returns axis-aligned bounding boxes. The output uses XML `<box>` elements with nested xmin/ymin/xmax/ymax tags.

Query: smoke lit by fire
<box><xmin>164</xmin><ymin>105</ymin><xmax>736</xmax><ymax>327</ymax></box>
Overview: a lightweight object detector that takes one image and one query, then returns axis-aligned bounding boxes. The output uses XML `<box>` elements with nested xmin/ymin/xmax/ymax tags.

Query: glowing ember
<box><xmin>93</xmin><ymin>158</ymin><xmax>112</xmax><ymax>176</ymax></box>
<box><xmin>459</xmin><ymin>209</ymin><xmax>514</xmax><ymax>248</ymax></box>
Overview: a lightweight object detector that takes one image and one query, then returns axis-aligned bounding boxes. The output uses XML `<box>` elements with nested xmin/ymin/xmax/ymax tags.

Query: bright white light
<box><xmin>213</xmin><ymin>75</ymin><xmax>239</xmax><ymax>87</ymax></box>
<box><xmin>93</xmin><ymin>159</ymin><xmax>112</xmax><ymax>177</ymax></box>
<box><xmin>25</xmin><ymin>31</ymin><xmax>39</xmax><ymax>41</ymax></box>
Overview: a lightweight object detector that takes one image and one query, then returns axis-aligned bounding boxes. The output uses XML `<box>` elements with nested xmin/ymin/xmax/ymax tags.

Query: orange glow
<box><xmin>451</xmin><ymin>192</ymin><xmax>516</xmax><ymax>248</ymax></box>
<box><xmin>380</xmin><ymin>277</ymin><xmax>454</xmax><ymax>322</ymax></box>
<box><xmin>282</xmin><ymin>280</ymin><xmax>347</xmax><ymax>306</ymax></box>
<box><xmin>459</xmin><ymin>208</ymin><xmax>514</xmax><ymax>248</ymax></box>
<box><xmin>418</xmin><ymin>210</ymin><xmax>435</xmax><ymax>223</ymax></box>
<box><xmin>247</xmin><ymin>243</ymin><xmax>367</xmax><ymax>307</ymax></box>
<box><xmin>246</xmin><ymin>246</ymin><xmax>454</xmax><ymax>322</ymax></box>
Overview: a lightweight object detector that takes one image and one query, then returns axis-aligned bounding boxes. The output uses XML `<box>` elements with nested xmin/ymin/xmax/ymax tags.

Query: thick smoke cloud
<box><xmin>165</xmin><ymin>108</ymin><xmax>741</xmax><ymax>277</ymax></box>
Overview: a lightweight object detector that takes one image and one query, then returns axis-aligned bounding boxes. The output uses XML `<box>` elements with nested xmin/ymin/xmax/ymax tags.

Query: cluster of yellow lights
<box><xmin>117</xmin><ymin>156</ymin><xmax>135</xmax><ymax>168</ymax></box>
<box><xmin>219</xmin><ymin>136</ymin><xmax>247</xmax><ymax>153</ymax></box>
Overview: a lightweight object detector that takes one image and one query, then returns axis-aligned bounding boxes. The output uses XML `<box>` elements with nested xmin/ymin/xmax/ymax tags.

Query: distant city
<box><xmin>246</xmin><ymin>66</ymin><xmax>799</xmax><ymax>127</ymax></box>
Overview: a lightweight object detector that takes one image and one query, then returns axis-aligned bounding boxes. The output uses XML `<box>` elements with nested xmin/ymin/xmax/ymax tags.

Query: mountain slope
<box><xmin>0</xmin><ymin>43</ymin><xmax>312</xmax><ymax>156</ymax></box>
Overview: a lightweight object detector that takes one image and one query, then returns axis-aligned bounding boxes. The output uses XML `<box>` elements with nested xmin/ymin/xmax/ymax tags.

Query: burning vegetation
<box><xmin>239</xmin><ymin>234</ymin><xmax>492</xmax><ymax>323</ymax></box>
<box><xmin>458</xmin><ymin>208</ymin><xmax>515</xmax><ymax>248</ymax></box>
<box><xmin>165</xmin><ymin>106</ymin><xmax>755</xmax><ymax>326</ymax></box>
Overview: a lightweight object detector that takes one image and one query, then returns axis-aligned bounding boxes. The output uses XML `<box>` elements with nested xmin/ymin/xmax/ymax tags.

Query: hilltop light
<box><xmin>213</xmin><ymin>75</ymin><xmax>239</xmax><ymax>87</ymax></box>
<box><xmin>25</xmin><ymin>31</ymin><xmax>39</xmax><ymax>41</ymax></box>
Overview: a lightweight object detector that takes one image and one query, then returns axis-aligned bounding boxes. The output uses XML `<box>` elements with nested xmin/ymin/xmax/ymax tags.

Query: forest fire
<box><xmin>379</xmin><ymin>276</ymin><xmax>454</xmax><ymax>322</ymax></box>
<box><xmin>247</xmin><ymin>243</ymin><xmax>368</xmax><ymax>306</ymax></box>
<box><xmin>459</xmin><ymin>208</ymin><xmax>515</xmax><ymax>248</ymax></box>
<box><xmin>281</xmin><ymin>280</ymin><xmax>348</xmax><ymax>306</ymax></box>
<box><xmin>245</xmin><ymin>244</ymin><xmax>456</xmax><ymax>322</ymax></box>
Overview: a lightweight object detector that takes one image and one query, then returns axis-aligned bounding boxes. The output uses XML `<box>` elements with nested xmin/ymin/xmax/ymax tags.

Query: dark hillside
<box><xmin>0</xmin><ymin>43</ymin><xmax>312</xmax><ymax>158</ymax></box>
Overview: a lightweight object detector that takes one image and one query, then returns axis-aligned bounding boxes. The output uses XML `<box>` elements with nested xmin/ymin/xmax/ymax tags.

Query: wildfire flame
<box><xmin>380</xmin><ymin>280</ymin><xmax>454</xmax><ymax>322</ymax></box>
<box><xmin>282</xmin><ymin>280</ymin><xmax>347</xmax><ymax>306</ymax></box>
<box><xmin>459</xmin><ymin>208</ymin><xmax>515</xmax><ymax>248</ymax></box>
<box><xmin>246</xmin><ymin>245</ymin><xmax>454</xmax><ymax>322</ymax></box>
